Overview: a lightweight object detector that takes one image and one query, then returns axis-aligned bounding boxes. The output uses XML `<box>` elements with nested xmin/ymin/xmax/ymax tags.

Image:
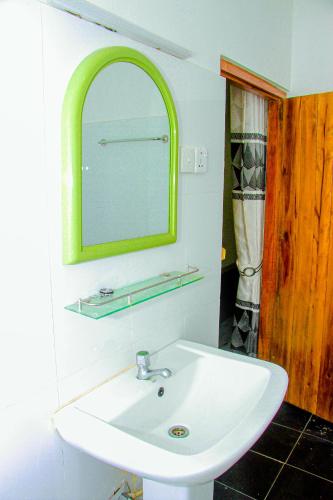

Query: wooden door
<box><xmin>260</xmin><ymin>92</ymin><xmax>333</xmax><ymax>422</ymax></box>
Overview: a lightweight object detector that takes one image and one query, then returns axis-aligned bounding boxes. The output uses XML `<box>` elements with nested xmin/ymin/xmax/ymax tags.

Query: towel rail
<box><xmin>98</xmin><ymin>134</ymin><xmax>168</xmax><ymax>146</ymax></box>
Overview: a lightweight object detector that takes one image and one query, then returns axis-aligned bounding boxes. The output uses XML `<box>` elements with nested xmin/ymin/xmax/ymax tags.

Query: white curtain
<box><xmin>230</xmin><ymin>85</ymin><xmax>268</xmax><ymax>356</ymax></box>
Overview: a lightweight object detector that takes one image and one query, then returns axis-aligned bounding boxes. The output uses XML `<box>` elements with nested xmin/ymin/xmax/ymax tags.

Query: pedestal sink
<box><xmin>54</xmin><ymin>340</ymin><xmax>288</xmax><ymax>500</ymax></box>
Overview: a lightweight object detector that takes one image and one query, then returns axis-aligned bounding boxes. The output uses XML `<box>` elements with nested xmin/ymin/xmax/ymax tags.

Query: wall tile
<box><xmin>183</xmin><ymin>300</ymin><xmax>220</xmax><ymax>347</ymax></box>
<box><xmin>62</xmin><ymin>441</ymin><xmax>134</xmax><ymax>500</ymax></box>
<box><xmin>0</xmin><ymin>386</ymin><xmax>63</xmax><ymax>500</ymax></box>
<box><xmin>182</xmin><ymin>191</ymin><xmax>223</xmax><ymax>272</ymax></box>
<box><xmin>179</xmin><ymin>99</ymin><xmax>225</xmax><ymax>197</ymax></box>
<box><xmin>0</xmin><ymin>0</ymin><xmax>57</xmax><ymax>410</ymax></box>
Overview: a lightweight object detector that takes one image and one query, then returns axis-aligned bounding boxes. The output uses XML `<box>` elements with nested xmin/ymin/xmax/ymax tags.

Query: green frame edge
<box><xmin>62</xmin><ymin>46</ymin><xmax>179</xmax><ymax>264</ymax></box>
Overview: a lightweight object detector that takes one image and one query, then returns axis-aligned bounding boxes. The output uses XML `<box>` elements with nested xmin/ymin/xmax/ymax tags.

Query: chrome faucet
<box><xmin>136</xmin><ymin>351</ymin><xmax>172</xmax><ymax>380</ymax></box>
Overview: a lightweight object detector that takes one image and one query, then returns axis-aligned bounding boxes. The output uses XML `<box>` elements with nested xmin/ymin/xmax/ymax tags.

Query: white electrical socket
<box><xmin>194</xmin><ymin>147</ymin><xmax>208</xmax><ymax>173</ymax></box>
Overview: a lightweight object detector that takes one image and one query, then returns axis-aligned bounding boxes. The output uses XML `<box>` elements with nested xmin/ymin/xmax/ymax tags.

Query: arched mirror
<box><xmin>62</xmin><ymin>47</ymin><xmax>178</xmax><ymax>264</ymax></box>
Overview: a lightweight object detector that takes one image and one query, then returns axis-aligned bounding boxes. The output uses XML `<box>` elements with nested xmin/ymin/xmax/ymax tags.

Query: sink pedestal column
<box><xmin>143</xmin><ymin>479</ymin><xmax>214</xmax><ymax>500</ymax></box>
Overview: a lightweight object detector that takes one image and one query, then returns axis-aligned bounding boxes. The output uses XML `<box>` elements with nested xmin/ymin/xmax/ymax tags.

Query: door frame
<box><xmin>220</xmin><ymin>57</ymin><xmax>286</xmax><ymax>359</ymax></box>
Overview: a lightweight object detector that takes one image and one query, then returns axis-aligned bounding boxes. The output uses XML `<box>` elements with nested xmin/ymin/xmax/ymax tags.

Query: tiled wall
<box><xmin>0</xmin><ymin>1</ymin><xmax>224</xmax><ymax>498</ymax></box>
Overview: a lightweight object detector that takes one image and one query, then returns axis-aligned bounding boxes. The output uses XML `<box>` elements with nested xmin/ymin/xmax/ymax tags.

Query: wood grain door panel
<box><xmin>260</xmin><ymin>92</ymin><xmax>333</xmax><ymax>422</ymax></box>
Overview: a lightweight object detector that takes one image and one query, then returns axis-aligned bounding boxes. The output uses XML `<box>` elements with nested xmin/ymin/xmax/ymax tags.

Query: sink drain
<box><xmin>168</xmin><ymin>425</ymin><xmax>190</xmax><ymax>438</ymax></box>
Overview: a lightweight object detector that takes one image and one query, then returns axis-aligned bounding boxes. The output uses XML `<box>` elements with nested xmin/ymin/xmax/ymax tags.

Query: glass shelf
<box><xmin>65</xmin><ymin>267</ymin><xmax>203</xmax><ymax>319</ymax></box>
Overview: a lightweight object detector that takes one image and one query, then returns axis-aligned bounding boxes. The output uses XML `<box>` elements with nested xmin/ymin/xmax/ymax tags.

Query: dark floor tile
<box><xmin>305</xmin><ymin>414</ymin><xmax>333</xmax><ymax>443</ymax></box>
<box><xmin>273</xmin><ymin>401</ymin><xmax>311</xmax><ymax>431</ymax></box>
<box><xmin>288</xmin><ymin>433</ymin><xmax>333</xmax><ymax>481</ymax></box>
<box><xmin>214</xmin><ymin>481</ymin><xmax>254</xmax><ymax>499</ymax></box>
<box><xmin>251</xmin><ymin>422</ymin><xmax>300</xmax><ymax>461</ymax></box>
<box><xmin>267</xmin><ymin>465</ymin><xmax>333</xmax><ymax>499</ymax></box>
<box><xmin>216</xmin><ymin>450</ymin><xmax>282</xmax><ymax>499</ymax></box>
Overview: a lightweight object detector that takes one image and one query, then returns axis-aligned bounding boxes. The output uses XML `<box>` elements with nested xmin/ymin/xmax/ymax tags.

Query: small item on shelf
<box><xmin>99</xmin><ymin>288</ymin><xmax>114</xmax><ymax>296</ymax></box>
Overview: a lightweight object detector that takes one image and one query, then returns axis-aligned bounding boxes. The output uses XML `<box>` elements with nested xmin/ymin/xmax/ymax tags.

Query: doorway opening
<box><xmin>219</xmin><ymin>82</ymin><xmax>240</xmax><ymax>352</ymax></box>
<box><xmin>219</xmin><ymin>59</ymin><xmax>286</xmax><ymax>357</ymax></box>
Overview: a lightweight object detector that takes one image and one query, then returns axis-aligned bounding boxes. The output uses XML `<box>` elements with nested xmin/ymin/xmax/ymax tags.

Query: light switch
<box><xmin>180</xmin><ymin>146</ymin><xmax>208</xmax><ymax>174</ymax></box>
<box><xmin>180</xmin><ymin>146</ymin><xmax>195</xmax><ymax>173</ymax></box>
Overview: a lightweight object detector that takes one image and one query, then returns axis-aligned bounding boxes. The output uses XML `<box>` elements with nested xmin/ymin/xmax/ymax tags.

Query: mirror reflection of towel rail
<box><xmin>98</xmin><ymin>134</ymin><xmax>169</xmax><ymax>146</ymax></box>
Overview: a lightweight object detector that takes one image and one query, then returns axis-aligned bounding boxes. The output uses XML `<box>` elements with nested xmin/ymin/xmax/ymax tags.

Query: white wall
<box><xmin>0</xmin><ymin>2</ymin><xmax>61</xmax><ymax>497</ymax></box>
<box><xmin>0</xmin><ymin>0</ymin><xmax>224</xmax><ymax>498</ymax></box>
<box><xmin>290</xmin><ymin>0</ymin><xmax>333</xmax><ymax>96</ymax></box>
<box><xmin>44</xmin><ymin>0</ymin><xmax>294</xmax><ymax>90</ymax></box>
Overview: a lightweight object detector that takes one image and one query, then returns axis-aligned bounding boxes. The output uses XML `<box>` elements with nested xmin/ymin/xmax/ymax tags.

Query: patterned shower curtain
<box><xmin>230</xmin><ymin>85</ymin><xmax>268</xmax><ymax>356</ymax></box>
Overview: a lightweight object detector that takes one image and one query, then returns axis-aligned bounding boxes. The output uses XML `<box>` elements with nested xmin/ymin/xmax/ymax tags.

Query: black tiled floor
<box><xmin>216</xmin><ymin>450</ymin><xmax>282</xmax><ymax>499</ymax></box>
<box><xmin>215</xmin><ymin>402</ymin><xmax>333</xmax><ymax>499</ymax></box>
<box><xmin>305</xmin><ymin>414</ymin><xmax>333</xmax><ymax>443</ymax></box>
<box><xmin>251</xmin><ymin>422</ymin><xmax>300</xmax><ymax>462</ymax></box>
<box><xmin>267</xmin><ymin>465</ymin><xmax>333</xmax><ymax>499</ymax></box>
<box><xmin>214</xmin><ymin>481</ymin><xmax>254</xmax><ymax>499</ymax></box>
<box><xmin>272</xmin><ymin>401</ymin><xmax>311</xmax><ymax>431</ymax></box>
<box><xmin>288</xmin><ymin>433</ymin><xmax>333</xmax><ymax>481</ymax></box>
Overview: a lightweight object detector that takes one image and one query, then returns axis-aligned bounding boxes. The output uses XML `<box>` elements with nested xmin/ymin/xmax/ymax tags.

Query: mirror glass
<box><xmin>81</xmin><ymin>62</ymin><xmax>170</xmax><ymax>246</ymax></box>
<box><xmin>62</xmin><ymin>47</ymin><xmax>178</xmax><ymax>264</ymax></box>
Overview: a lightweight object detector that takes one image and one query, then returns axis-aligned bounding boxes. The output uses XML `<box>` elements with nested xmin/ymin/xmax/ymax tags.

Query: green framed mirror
<box><xmin>62</xmin><ymin>46</ymin><xmax>178</xmax><ymax>264</ymax></box>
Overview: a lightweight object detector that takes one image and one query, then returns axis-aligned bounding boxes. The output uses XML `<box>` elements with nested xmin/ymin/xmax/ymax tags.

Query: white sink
<box><xmin>55</xmin><ymin>340</ymin><xmax>287</xmax><ymax>500</ymax></box>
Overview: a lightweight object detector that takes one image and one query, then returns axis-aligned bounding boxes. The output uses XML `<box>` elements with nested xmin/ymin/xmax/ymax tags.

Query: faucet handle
<box><xmin>136</xmin><ymin>350</ymin><xmax>150</xmax><ymax>368</ymax></box>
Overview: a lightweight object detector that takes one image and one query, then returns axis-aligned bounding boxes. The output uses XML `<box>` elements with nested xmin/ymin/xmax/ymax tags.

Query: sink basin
<box><xmin>55</xmin><ymin>340</ymin><xmax>287</xmax><ymax>500</ymax></box>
